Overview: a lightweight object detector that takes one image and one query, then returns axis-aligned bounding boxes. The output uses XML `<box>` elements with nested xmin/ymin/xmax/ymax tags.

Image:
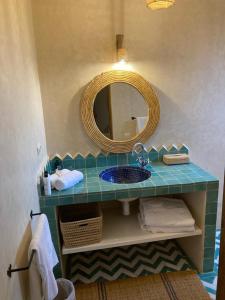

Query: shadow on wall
<box><xmin>9</xmin><ymin>223</ymin><xmax>32</xmax><ymax>300</ymax></box>
<box><xmin>67</xmin><ymin>86</ymin><xmax>99</xmax><ymax>156</ymax></box>
<box><xmin>145</xmin><ymin>84</ymin><xmax>192</xmax><ymax>148</ymax></box>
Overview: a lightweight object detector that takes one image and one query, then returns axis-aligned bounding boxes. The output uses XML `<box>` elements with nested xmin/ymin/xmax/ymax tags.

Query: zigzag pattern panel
<box><xmin>67</xmin><ymin>240</ymin><xmax>192</xmax><ymax>284</ymax></box>
<box><xmin>47</xmin><ymin>144</ymin><xmax>189</xmax><ymax>172</ymax></box>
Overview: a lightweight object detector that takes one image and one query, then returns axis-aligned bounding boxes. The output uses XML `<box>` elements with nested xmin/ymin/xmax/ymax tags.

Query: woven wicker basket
<box><xmin>59</xmin><ymin>203</ymin><xmax>102</xmax><ymax>248</ymax></box>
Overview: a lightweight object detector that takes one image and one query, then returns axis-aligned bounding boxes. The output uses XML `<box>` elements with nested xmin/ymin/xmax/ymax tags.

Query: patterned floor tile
<box><xmin>67</xmin><ymin>230</ymin><xmax>221</xmax><ymax>299</ymax></box>
<box><xmin>67</xmin><ymin>240</ymin><xmax>192</xmax><ymax>284</ymax></box>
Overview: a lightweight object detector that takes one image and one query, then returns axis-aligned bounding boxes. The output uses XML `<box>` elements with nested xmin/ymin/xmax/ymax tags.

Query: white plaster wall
<box><xmin>0</xmin><ymin>0</ymin><xmax>47</xmax><ymax>299</ymax></box>
<box><xmin>31</xmin><ymin>0</ymin><xmax>225</xmax><ymax>225</ymax></box>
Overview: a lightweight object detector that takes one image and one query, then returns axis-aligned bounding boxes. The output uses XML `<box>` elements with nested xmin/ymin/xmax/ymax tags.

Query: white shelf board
<box><xmin>62</xmin><ymin>207</ymin><xmax>202</xmax><ymax>255</ymax></box>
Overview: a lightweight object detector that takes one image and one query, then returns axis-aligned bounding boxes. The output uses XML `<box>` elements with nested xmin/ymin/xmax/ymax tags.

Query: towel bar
<box><xmin>30</xmin><ymin>210</ymin><xmax>42</xmax><ymax>219</ymax></box>
<box><xmin>7</xmin><ymin>210</ymin><xmax>42</xmax><ymax>278</ymax></box>
<box><xmin>7</xmin><ymin>250</ymin><xmax>36</xmax><ymax>278</ymax></box>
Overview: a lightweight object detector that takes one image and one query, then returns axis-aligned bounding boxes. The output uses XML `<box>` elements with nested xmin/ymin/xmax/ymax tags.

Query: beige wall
<box><xmin>31</xmin><ymin>0</ymin><xmax>225</xmax><ymax>225</ymax></box>
<box><xmin>0</xmin><ymin>0</ymin><xmax>47</xmax><ymax>299</ymax></box>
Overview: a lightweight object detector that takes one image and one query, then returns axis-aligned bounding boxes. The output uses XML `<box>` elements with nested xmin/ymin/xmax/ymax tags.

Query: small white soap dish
<box><xmin>163</xmin><ymin>154</ymin><xmax>190</xmax><ymax>165</ymax></box>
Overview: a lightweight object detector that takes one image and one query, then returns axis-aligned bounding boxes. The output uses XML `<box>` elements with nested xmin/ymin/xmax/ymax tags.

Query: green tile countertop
<box><xmin>39</xmin><ymin>162</ymin><xmax>219</xmax><ymax>208</ymax></box>
<box><xmin>40</xmin><ymin>161</ymin><xmax>219</xmax><ymax>277</ymax></box>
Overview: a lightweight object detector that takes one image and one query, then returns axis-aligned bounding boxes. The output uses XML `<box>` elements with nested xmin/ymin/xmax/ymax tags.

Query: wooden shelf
<box><xmin>62</xmin><ymin>206</ymin><xmax>202</xmax><ymax>255</ymax></box>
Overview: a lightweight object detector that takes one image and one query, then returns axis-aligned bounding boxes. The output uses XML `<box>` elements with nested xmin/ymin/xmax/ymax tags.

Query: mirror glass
<box><xmin>93</xmin><ymin>83</ymin><xmax>149</xmax><ymax>141</ymax></box>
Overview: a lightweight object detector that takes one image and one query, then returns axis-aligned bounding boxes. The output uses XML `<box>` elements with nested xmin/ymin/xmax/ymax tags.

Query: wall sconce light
<box><xmin>146</xmin><ymin>0</ymin><xmax>175</xmax><ymax>10</ymax></box>
<box><xmin>116</xmin><ymin>34</ymin><xmax>127</xmax><ymax>63</ymax></box>
<box><xmin>112</xmin><ymin>33</ymin><xmax>132</xmax><ymax>71</ymax></box>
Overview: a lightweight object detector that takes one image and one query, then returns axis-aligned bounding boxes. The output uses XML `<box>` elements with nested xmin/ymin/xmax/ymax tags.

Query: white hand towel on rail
<box><xmin>139</xmin><ymin>197</ymin><xmax>195</xmax><ymax>227</ymax></box>
<box><xmin>136</xmin><ymin>116</ymin><xmax>148</xmax><ymax>133</ymax></box>
<box><xmin>54</xmin><ymin>170</ymin><xmax>84</xmax><ymax>191</ymax></box>
<box><xmin>29</xmin><ymin>214</ymin><xmax>59</xmax><ymax>300</ymax></box>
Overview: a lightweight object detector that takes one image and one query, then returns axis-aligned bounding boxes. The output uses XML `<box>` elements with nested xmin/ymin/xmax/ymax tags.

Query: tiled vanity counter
<box><xmin>39</xmin><ymin>151</ymin><xmax>219</xmax><ymax>278</ymax></box>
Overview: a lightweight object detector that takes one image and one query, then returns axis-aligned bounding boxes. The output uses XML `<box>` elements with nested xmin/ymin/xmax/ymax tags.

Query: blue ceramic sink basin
<box><xmin>99</xmin><ymin>166</ymin><xmax>151</xmax><ymax>184</ymax></box>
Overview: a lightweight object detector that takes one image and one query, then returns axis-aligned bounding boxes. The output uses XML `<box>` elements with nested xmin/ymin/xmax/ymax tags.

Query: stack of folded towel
<box><xmin>50</xmin><ymin>169</ymin><xmax>83</xmax><ymax>191</ymax></box>
<box><xmin>139</xmin><ymin>197</ymin><xmax>195</xmax><ymax>233</ymax></box>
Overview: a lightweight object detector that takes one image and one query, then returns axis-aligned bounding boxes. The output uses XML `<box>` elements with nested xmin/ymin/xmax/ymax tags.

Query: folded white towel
<box><xmin>138</xmin><ymin>214</ymin><xmax>195</xmax><ymax>233</ymax></box>
<box><xmin>54</xmin><ymin>170</ymin><xmax>84</xmax><ymax>191</ymax></box>
<box><xmin>29</xmin><ymin>214</ymin><xmax>59</xmax><ymax>300</ymax></box>
<box><xmin>139</xmin><ymin>197</ymin><xmax>195</xmax><ymax>227</ymax></box>
<box><xmin>150</xmin><ymin>225</ymin><xmax>195</xmax><ymax>233</ymax></box>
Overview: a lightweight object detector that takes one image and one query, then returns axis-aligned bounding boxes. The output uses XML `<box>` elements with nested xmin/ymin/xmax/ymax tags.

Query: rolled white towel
<box><xmin>54</xmin><ymin>170</ymin><xmax>84</xmax><ymax>191</ymax></box>
<box><xmin>50</xmin><ymin>169</ymin><xmax>70</xmax><ymax>189</ymax></box>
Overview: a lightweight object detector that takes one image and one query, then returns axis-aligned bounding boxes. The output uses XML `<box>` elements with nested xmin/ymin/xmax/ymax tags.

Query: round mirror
<box><xmin>93</xmin><ymin>83</ymin><xmax>148</xmax><ymax>141</ymax></box>
<box><xmin>80</xmin><ymin>70</ymin><xmax>160</xmax><ymax>153</ymax></box>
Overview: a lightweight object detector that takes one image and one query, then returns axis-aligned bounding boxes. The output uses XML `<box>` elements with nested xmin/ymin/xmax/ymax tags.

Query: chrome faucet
<box><xmin>132</xmin><ymin>143</ymin><xmax>149</xmax><ymax>168</ymax></box>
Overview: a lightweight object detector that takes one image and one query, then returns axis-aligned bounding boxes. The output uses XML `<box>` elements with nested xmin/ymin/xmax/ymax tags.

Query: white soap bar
<box><xmin>163</xmin><ymin>154</ymin><xmax>190</xmax><ymax>165</ymax></box>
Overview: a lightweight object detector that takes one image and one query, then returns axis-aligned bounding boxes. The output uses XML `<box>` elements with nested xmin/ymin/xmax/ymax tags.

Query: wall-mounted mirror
<box><xmin>80</xmin><ymin>70</ymin><xmax>160</xmax><ymax>153</ymax></box>
<box><xmin>93</xmin><ymin>83</ymin><xmax>148</xmax><ymax>141</ymax></box>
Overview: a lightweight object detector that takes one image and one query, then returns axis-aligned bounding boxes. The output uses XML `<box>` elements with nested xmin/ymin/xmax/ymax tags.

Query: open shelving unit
<box><xmin>60</xmin><ymin>192</ymin><xmax>207</xmax><ymax>273</ymax></box>
<box><xmin>62</xmin><ymin>203</ymin><xmax>202</xmax><ymax>255</ymax></box>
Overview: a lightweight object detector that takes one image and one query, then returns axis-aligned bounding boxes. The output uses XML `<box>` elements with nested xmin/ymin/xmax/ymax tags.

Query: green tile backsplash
<box><xmin>47</xmin><ymin>144</ymin><xmax>190</xmax><ymax>173</ymax></box>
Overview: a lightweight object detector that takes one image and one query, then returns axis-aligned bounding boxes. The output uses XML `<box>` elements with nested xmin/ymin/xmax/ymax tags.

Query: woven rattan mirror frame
<box><xmin>80</xmin><ymin>70</ymin><xmax>160</xmax><ymax>153</ymax></box>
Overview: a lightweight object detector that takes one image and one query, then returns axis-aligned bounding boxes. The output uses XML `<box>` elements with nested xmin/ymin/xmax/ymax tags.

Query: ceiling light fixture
<box><xmin>146</xmin><ymin>0</ymin><xmax>175</xmax><ymax>10</ymax></box>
